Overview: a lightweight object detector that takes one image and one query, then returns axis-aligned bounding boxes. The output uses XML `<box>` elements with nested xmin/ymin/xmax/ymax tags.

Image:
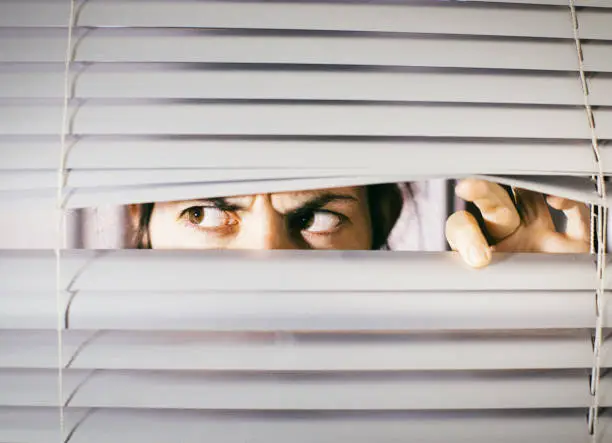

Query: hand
<box><xmin>445</xmin><ymin>178</ymin><xmax>591</xmax><ymax>268</ymax></box>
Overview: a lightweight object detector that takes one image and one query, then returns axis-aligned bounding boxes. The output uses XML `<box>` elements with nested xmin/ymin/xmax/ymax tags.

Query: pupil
<box><xmin>300</xmin><ymin>214</ymin><xmax>313</xmax><ymax>229</ymax></box>
<box><xmin>190</xmin><ymin>208</ymin><xmax>203</xmax><ymax>224</ymax></box>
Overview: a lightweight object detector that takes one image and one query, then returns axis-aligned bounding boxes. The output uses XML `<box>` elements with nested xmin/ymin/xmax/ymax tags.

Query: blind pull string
<box><xmin>569</xmin><ymin>1</ymin><xmax>608</xmax><ymax>439</ymax></box>
<box><xmin>57</xmin><ymin>0</ymin><xmax>77</xmax><ymax>441</ymax></box>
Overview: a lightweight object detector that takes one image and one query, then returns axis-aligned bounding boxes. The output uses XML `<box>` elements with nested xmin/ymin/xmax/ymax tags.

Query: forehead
<box><xmin>153</xmin><ymin>186</ymin><xmax>368</xmax><ymax>210</ymax></box>
<box><xmin>263</xmin><ymin>186</ymin><xmax>365</xmax><ymax>201</ymax></box>
<box><xmin>226</xmin><ymin>186</ymin><xmax>366</xmax><ymax>207</ymax></box>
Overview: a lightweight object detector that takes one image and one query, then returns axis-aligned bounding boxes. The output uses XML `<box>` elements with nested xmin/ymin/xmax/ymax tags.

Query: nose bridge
<box><xmin>242</xmin><ymin>195</ymin><xmax>296</xmax><ymax>250</ymax></box>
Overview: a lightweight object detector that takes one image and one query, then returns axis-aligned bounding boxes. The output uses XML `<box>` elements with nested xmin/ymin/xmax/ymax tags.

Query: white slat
<box><xmin>0</xmin><ymin>169</ymin><xmax>369</xmax><ymax>190</ymax></box>
<box><xmin>1</xmin><ymin>290</ymin><xmax>604</xmax><ymax>332</ymax></box>
<box><xmin>591</xmin><ymin>76</ymin><xmax>612</xmax><ymax>106</ymax></box>
<box><xmin>0</xmin><ymin>1</ymin><xmax>569</xmax><ymax>36</ymax></box>
<box><xmin>2</xmin><ymin>1</ymin><xmax>605</xmax><ymax>39</ymax></box>
<box><xmin>0</xmin><ymin>169</ymin><xmax>591</xmax><ymax>192</ymax></box>
<box><xmin>0</xmin><ymin>408</ymin><xmax>605</xmax><ymax>443</ymax></box>
<box><xmin>0</xmin><ymin>138</ymin><xmax>600</xmax><ymax>171</ymax></box>
<box><xmin>0</xmin><ymin>103</ymin><xmax>597</xmax><ymax>139</ymax></box>
<box><xmin>594</xmin><ymin>106</ymin><xmax>612</xmax><ymax>135</ymax></box>
<box><xmin>0</xmin><ymin>291</ymin><xmax>70</xmax><ymax>330</ymax></box>
<box><xmin>0</xmin><ymin>169</ymin><xmax>604</xmax><ymax>192</ymax></box>
<box><xmin>3</xmin><ymin>1</ymin><xmax>612</xmax><ymax>39</ymax></box>
<box><xmin>471</xmin><ymin>0</ymin><xmax>610</xmax><ymax>6</ymax></box>
<box><xmin>1</xmin><ymin>174</ymin><xmax>603</xmax><ymax>209</ymax></box>
<box><xmin>583</xmin><ymin>43</ymin><xmax>612</xmax><ymax>72</ymax></box>
<box><xmin>0</xmin><ymin>176</ymin><xmax>407</xmax><ymax>209</ymax></box>
<box><xmin>580</xmin><ymin>9</ymin><xmax>612</xmax><ymax>40</ymax></box>
<box><xmin>0</xmin><ymin>250</ymin><xmax>603</xmax><ymax>292</ymax></box>
<box><xmin>0</xmin><ymin>369</ymin><xmax>600</xmax><ymax>410</ymax></box>
<box><xmin>0</xmin><ymin>0</ymin><xmax>609</xmax><ymax>440</ymax></box>
<box><xmin>1</xmin><ymin>29</ymin><xmax>591</xmax><ymax>71</ymax></box>
<box><xmin>61</xmin><ymin>289</ymin><xmax>610</xmax><ymax>331</ymax></box>
<box><xmin>3</xmin><ymin>66</ymin><xmax>607</xmax><ymax>105</ymax></box>
<box><xmin>483</xmin><ymin>175</ymin><xmax>602</xmax><ymax>207</ymax></box>
<box><xmin>0</xmin><ymin>330</ymin><xmax>604</xmax><ymax>371</ymax></box>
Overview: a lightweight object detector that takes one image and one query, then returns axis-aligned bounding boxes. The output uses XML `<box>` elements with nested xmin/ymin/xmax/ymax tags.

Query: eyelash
<box><xmin>179</xmin><ymin>205</ymin><xmax>239</xmax><ymax>232</ymax></box>
<box><xmin>290</xmin><ymin>209</ymin><xmax>348</xmax><ymax>235</ymax></box>
<box><xmin>179</xmin><ymin>206</ymin><xmax>348</xmax><ymax>235</ymax></box>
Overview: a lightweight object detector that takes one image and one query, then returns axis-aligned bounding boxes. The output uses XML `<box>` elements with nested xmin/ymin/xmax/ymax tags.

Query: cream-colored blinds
<box><xmin>0</xmin><ymin>1</ymin><xmax>610</xmax><ymax>442</ymax></box>
<box><xmin>0</xmin><ymin>0</ymin><xmax>611</xmax><ymax>206</ymax></box>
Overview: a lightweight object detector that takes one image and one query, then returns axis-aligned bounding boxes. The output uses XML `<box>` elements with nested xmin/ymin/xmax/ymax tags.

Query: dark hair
<box><xmin>130</xmin><ymin>183</ymin><xmax>406</xmax><ymax>249</ymax></box>
<box><xmin>131</xmin><ymin>201</ymin><xmax>155</xmax><ymax>249</ymax></box>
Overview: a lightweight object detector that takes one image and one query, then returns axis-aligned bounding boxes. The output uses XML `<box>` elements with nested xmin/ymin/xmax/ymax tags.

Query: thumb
<box><xmin>445</xmin><ymin>211</ymin><xmax>492</xmax><ymax>268</ymax></box>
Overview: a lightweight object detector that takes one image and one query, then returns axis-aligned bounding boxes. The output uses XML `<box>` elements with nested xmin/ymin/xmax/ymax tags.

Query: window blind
<box><xmin>0</xmin><ymin>1</ymin><xmax>610</xmax><ymax>442</ymax></box>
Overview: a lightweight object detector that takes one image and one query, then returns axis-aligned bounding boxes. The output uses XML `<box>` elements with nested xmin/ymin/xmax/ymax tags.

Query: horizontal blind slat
<box><xmin>1</xmin><ymin>30</ymin><xmax>592</xmax><ymax>71</ymax></box>
<box><xmin>0</xmin><ymin>292</ymin><xmax>70</xmax><ymax>330</ymax></box>
<box><xmin>470</xmin><ymin>0</ymin><xmax>611</xmax><ymax>6</ymax></box>
<box><xmin>0</xmin><ymin>408</ymin><xmax>602</xmax><ymax>443</ymax></box>
<box><xmin>3</xmin><ymin>1</ymin><xmax>611</xmax><ymax>39</ymax></box>
<box><xmin>0</xmin><ymin>169</ymin><xmax>374</xmax><ymax>190</ymax></box>
<box><xmin>1</xmin><ymin>291</ymin><xmax>603</xmax><ymax>332</ymax></box>
<box><xmin>0</xmin><ymin>175</ymin><xmax>602</xmax><ymax>208</ymax></box>
<box><xmin>3</xmin><ymin>1</ymin><xmax>608</xmax><ymax>40</ymax></box>
<box><xmin>0</xmin><ymin>138</ymin><xmax>599</xmax><ymax>171</ymax></box>
<box><xmin>0</xmin><ymin>176</ymin><xmax>415</xmax><ymax>209</ymax></box>
<box><xmin>0</xmin><ymin>330</ymin><xmax>601</xmax><ymax>371</ymax></box>
<box><xmin>0</xmin><ymin>0</ymin><xmax>609</xmax><ymax>439</ymax></box>
<box><xmin>0</xmin><ymin>170</ymin><xmax>595</xmax><ymax>192</ymax></box>
<box><xmin>0</xmin><ymin>169</ymin><xmax>601</xmax><ymax>192</ymax></box>
<box><xmin>0</xmin><ymin>369</ymin><xmax>600</xmax><ymax>410</ymax></box>
<box><xmin>3</xmin><ymin>68</ymin><xmax>606</xmax><ymax>105</ymax></box>
<box><xmin>483</xmin><ymin>175</ymin><xmax>602</xmax><ymax>206</ymax></box>
<box><xmin>0</xmin><ymin>250</ymin><xmax>602</xmax><ymax>291</ymax></box>
<box><xmin>583</xmin><ymin>43</ymin><xmax>612</xmax><ymax>72</ymax></box>
<box><xmin>0</xmin><ymin>104</ymin><xmax>597</xmax><ymax>138</ymax></box>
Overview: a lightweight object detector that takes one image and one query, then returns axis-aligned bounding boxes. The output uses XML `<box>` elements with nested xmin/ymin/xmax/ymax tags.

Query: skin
<box><xmin>446</xmin><ymin>178</ymin><xmax>590</xmax><ymax>268</ymax></box>
<box><xmin>145</xmin><ymin>179</ymin><xmax>590</xmax><ymax>267</ymax></box>
<box><xmin>148</xmin><ymin>186</ymin><xmax>372</xmax><ymax>250</ymax></box>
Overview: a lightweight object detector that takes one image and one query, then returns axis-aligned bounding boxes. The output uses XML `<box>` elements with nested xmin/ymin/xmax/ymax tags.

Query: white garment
<box><xmin>387</xmin><ymin>180</ymin><xmax>449</xmax><ymax>251</ymax></box>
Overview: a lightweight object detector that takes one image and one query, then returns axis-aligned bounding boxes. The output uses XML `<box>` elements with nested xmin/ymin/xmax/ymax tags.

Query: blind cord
<box><xmin>568</xmin><ymin>1</ymin><xmax>608</xmax><ymax>440</ymax></box>
<box><xmin>57</xmin><ymin>0</ymin><xmax>76</xmax><ymax>441</ymax></box>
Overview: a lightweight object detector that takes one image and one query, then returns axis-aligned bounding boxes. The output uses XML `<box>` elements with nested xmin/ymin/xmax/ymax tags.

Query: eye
<box><xmin>301</xmin><ymin>211</ymin><xmax>342</xmax><ymax>234</ymax></box>
<box><xmin>183</xmin><ymin>206</ymin><xmax>237</xmax><ymax>229</ymax></box>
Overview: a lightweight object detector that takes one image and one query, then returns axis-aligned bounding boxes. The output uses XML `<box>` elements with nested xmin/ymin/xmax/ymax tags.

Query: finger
<box><xmin>455</xmin><ymin>179</ymin><xmax>521</xmax><ymax>240</ymax></box>
<box><xmin>540</xmin><ymin>232</ymin><xmax>591</xmax><ymax>253</ymax></box>
<box><xmin>445</xmin><ymin>210</ymin><xmax>492</xmax><ymax>268</ymax></box>
<box><xmin>546</xmin><ymin>195</ymin><xmax>577</xmax><ymax>210</ymax></box>
<box><xmin>546</xmin><ymin>196</ymin><xmax>590</xmax><ymax>242</ymax></box>
<box><xmin>514</xmin><ymin>188</ymin><xmax>554</xmax><ymax>229</ymax></box>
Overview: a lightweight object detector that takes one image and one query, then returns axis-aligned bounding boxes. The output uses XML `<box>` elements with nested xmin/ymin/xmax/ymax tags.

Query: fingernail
<box><xmin>466</xmin><ymin>245</ymin><xmax>491</xmax><ymax>268</ymax></box>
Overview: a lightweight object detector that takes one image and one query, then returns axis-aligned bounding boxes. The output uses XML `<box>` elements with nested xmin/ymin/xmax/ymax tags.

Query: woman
<box><xmin>129</xmin><ymin>179</ymin><xmax>590</xmax><ymax>268</ymax></box>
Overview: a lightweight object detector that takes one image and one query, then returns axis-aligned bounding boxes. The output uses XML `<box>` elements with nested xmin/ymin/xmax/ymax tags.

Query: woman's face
<box><xmin>147</xmin><ymin>186</ymin><xmax>373</xmax><ymax>250</ymax></box>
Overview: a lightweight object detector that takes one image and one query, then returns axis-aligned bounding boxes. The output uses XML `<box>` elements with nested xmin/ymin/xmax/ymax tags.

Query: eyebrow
<box><xmin>287</xmin><ymin>193</ymin><xmax>359</xmax><ymax>214</ymax></box>
<box><xmin>192</xmin><ymin>193</ymin><xmax>358</xmax><ymax>213</ymax></box>
<box><xmin>201</xmin><ymin>197</ymin><xmax>246</xmax><ymax>211</ymax></box>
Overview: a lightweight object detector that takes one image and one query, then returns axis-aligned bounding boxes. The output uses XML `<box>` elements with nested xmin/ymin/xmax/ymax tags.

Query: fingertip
<box><xmin>454</xmin><ymin>179</ymin><xmax>469</xmax><ymax>195</ymax></box>
<box><xmin>546</xmin><ymin>195</ymin><xmax>578</xmax><ymax>211</ymax></box>
<box><xmin>445</xmin><ymin>210</ymin><xmax>472</xmax><ymax>246</ymax></box>
<box><xmin>445</xmin><ymin>210</ymin><xmax>492</xmax><ymax>268</ymax></box>
<box><xmin>454</xmin><ymin>178</ymin><xmax>483</xmax><ymax>199</ymax></box>
<box><xmin>462</xmin><ymin>244</ymin><xmax>492</xmax><ymax>269</ymax></box>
